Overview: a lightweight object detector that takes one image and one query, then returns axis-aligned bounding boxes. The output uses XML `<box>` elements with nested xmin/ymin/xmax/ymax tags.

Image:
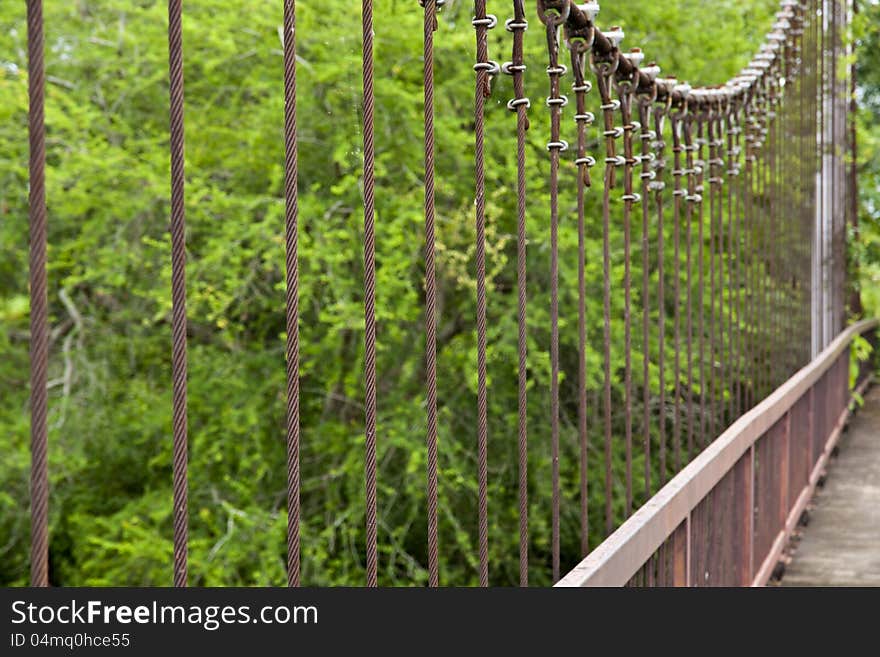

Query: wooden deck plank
<box><xmin>780</xmin><ymin>385</ymin><xmax>880</xmax><ymax>587</ymax></box>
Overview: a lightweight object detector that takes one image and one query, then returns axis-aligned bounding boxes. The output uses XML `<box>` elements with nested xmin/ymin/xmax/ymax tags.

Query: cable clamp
<box><xmin>505</xmin><ymin>18</ymin><xmax>528</xmax><ymax>32</ymax></box>
<box><xmin>604</xmin><ymin>26</ymin><xmax>625</xmax><ymax>48</ymax></box>
<box><xmin>546</xmin><ymin>64</ymin><xmax>568</xmax><ymax>76</ymax></box>
<box><xmin>473</xmin><ymin>60</ymin><xmax>500</xmax><ymax>75</ymax></box>
<box><xmin>606</xmin><ymin>155</ymin><xmax>626</xmax><ymax>167</ymax></box>
<box><xmin>603</xmin><ymin>126</ymin><xmax>624</xmax><ymax>138</ymax></box>
<box><xmin>507</xmin><ymin>97</ymin><xmax>531</xmax><ymax>111</ymax></box>
<box><xmin>575</xmin><ymin>156</ymin><xmax>597</xmax><ymax>167</ymax></box>
<box><xmin>546</xmin><ymin>95</ymin><xmax>569</xmax><ymax>108</ymax></box>
<box><xmin>547</xmin><ymin>139</ymin><xmax>569</xmax><ymax>151</ymax></box>
<box><xmin>621</xmin><ymin>192</ymin><xmax>641</xmax><ymax>203</ymax></box>
<box><xmin>471</xmin><ymin>15</ymin><xmax>498</xmax><ymax>29</ymax></box>
<box><xmin>574</xmin><ymin>112</ymin><xmax>595</xmax><ymax>124</ymax></box>
<box><xmin>577</xmin><ymin>2</ymin><xmax>601</xmax><ymax>21</ymax></box>
<box><xmin>501</xmin><ymin>61</ymin><xmax>526</xmax><ymax>75</ymax></box>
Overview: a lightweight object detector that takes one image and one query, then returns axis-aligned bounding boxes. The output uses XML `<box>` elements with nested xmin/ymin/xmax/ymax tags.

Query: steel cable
<box><xmin>422</xmin><ymin>0</ymin><xmax>440</xmax><ymax>590</ymax></box>
<box><xmin>362</xmin><ymin>0</ymin><xmax>378</xmax><ymax>588</ymax></box>
<box><xmin>168</xmin><ymin>0</ymin><xmax>188</xmax><ymax>589</ymax></box>
<box><xmin>473</xmin><ymin>0</ymin><xmax>493</xmax><ymax>587</ymax></box>
<box><xmin>27</xmin><ymin>0</ymin><xmax>48</xmax><ymax>588</ymax></box>
<box><xmin>507</xmin><ymin>0</ymin><xmax>530</xmax><ymax>587</ymax></box>
<box><xmin>283</xmin><ymin>0</ymin><xmax>301</xmax><ymax>588</ymax></box>
<box><xmin>541</xmin><ymin>11</ymin><xmax>565</xmax><ymax>583</ymax></box>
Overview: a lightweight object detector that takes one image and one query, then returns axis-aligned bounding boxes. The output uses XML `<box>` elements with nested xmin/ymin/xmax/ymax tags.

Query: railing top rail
<box><xmin>555</xmin><ymin>318</ymin><xmax>879</xmax><ymax>587</ymax></box>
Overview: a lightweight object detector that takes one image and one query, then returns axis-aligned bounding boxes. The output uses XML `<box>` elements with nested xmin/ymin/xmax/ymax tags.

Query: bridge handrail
<box><xmin>556</xmin><ymin>317</ymin><xmax>879</xmax><ymax>587</ymax></box>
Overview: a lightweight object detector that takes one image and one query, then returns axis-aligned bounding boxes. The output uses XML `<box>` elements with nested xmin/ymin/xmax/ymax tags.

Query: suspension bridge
<box><xmin>19</xmin><ymin>0</ymin><xmax>875</xmax><ymax>587</ymax></box>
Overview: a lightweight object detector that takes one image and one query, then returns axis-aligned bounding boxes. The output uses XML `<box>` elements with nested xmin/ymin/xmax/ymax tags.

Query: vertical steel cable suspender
<box><xmin>505</xmin><ymin>0</ymin><xmax>530</xmax><ymax>586</ymax></box>
<box><xmin>712</xmin><ymin>97</ymin><xmax>725</xmax><ymax>433</ymax></box>
<box><xmin>831</xmin><ymin>0</ymin><xmax>839</xmax><ymax>332</ymax></box>
<box><xmin>362</xmin><ymin>0</ymin><xmax>378</xmax><ymax>588</ymax></box>
<box><xmin>797</xmin><ymin>13</ymin><xmax>804</xmax><ymax>366</ymax></box>
<box><xmin>805</xmin><ymin>6</ymin><xmax>815</xmax><ymax>364</ymax></box>
<box><xmin>565</xmin><ymin>16</ymin><xmax>596</xmax><ymax>559</ymax></box>
<box><xmin>848</xmin><ymin>0</ymin><xmax>858</xmax><ymax>322</ymax></box>
<box><xmin>742</xmin><ymin>92</ymin><xmax>752</xmax><ymax>411</ymax></box>
<box><xmin>768</xmin><ymin>67</ymin><xmax>777</xmax><ymax>386</ymax></box>
<box><xmin>817</xmin><ymin>0</ymin><xmax>825</xmax><ymax>355</ymax></box>
<box><xmin>769</xmin><ymin>66</ymin><xmax>780</xmax><ymax>388</ymax></box>
<box><xmin>637</xmin><ymin>73</ymin><xmax>653</xmax><ymax>497</ymax></box>
<box><xmin>650</xmin><ymin>81</ymin><xmax>669</xmax><ymax>486</ymax></box>
<box><xmin>802</xmin><ymin>4</ymin><xmax>811</xmax><ymax>365</ymax></box>
<box><xmin>707</xmin><ymin>102</ymin><xmax>717</xmax><ymax>440</ymax></box>
<box><xmin>283</xmin><ymin>0</ymin><xmax>301</xmax><ymax>588</ymax></box>
<box><xmin>744</xmin><ymin>87</ymin><xmax>755</xmax><ymax>410</ymax></box>
<box><xmin>807</xmin><ymin>0</ymin><xmax>816</xmax><ymax>364</ymax></box>
<box><xmin>729</xmin><ymin>100</ymin><xmax>740</xmax><ymax>419</ymax></box>
<box><xmin>670</xmin><ymin>101</ymin><xmax>686</xmax><ymax>471</ymax></box>
<box><xmin>725</xmin><ymin>101</ymin><xmax>738</xmax><ymax>424</ymax></box>
<box><xmin>734</xmin><ymin>99</ymin><xmax>744</xmax><ymax>418</ymax></box>
<box><xmin>168</xmin><ymin>0</ymin><xmax>188</xmax><ymax>589</ymax></box>
<box><xmin>26</xmin><ymin>0</ymin><xmax>48</xmax><ymax>588</ymax></box>
<box><xmin>683</xmin><ymin>113</ymin><xmax>696</xmax><ymax>460</ymax></box>
<box><xmin>752</xmin><ymin>82</ymin><xmax>764</xmax><ymax>401</ymax></box>
<box><xmin>695</xmin><ymin>113</ymin><xmax>707</xmax><ymax>448</ymax></box>
<box><xmin>772</xmin><ymin>50</ymin><xmax>782</xmax><ymax>384</ymax></box>
<box><xmin>540</xmin><ymin>5</ymin><xmax>566</xmax><ymax>582</ymax></box>
<box><xmin>758</xmin><ymin>79</ymin><xmax>769</xmax><ymax>399</ymax></box>
<box><xmin>617</xmin><ymin>66</ymin><xmax>636</xmax><ymax>515</ymax></box>
<box><xmin>793</xmin><ymin>15</ymin><xmax>804</xmax><ymax>374</ymax></box>
<box><xmin>422</xmin><ymin>0</ymin><xmax>440</xmax><ymax>589</ymax></box>
<box><xmin>714</xmin><ymin>101</ymin><xmax>725</xmax><ymax>432</ymax></box>
<box><xmin>719</xmin><ymin>101</ymin><xmax>729</xmax><ymax>429</ymax></box>
<box><xmin>594</xmin><ymin>46</ymin><xmax>621</xmax><ymax>536</ymax></box>
<box><xmin>472</xmin><ymin>0</ymin><xmax>496</xmax><ymax>587</ymax></box>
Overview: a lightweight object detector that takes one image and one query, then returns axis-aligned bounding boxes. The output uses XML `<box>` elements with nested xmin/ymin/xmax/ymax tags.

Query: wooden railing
<box><xmin>556</xmin><ymin>318</ymin><xmax>879</xmax><ymax>587</ymax></box>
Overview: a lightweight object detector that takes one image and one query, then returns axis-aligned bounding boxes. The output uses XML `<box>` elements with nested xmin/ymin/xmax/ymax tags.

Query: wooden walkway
<box><xmin>781</xmin><ymin>384</ymin><xmax>880</xmax><ymax>586</ymax></box>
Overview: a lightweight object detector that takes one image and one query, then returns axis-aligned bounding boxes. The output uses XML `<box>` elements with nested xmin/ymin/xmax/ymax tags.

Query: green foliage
<box><xmin>1</xmin><ymin>0</ymin><xmax>779</xmax><ymax>586</ymax></box>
